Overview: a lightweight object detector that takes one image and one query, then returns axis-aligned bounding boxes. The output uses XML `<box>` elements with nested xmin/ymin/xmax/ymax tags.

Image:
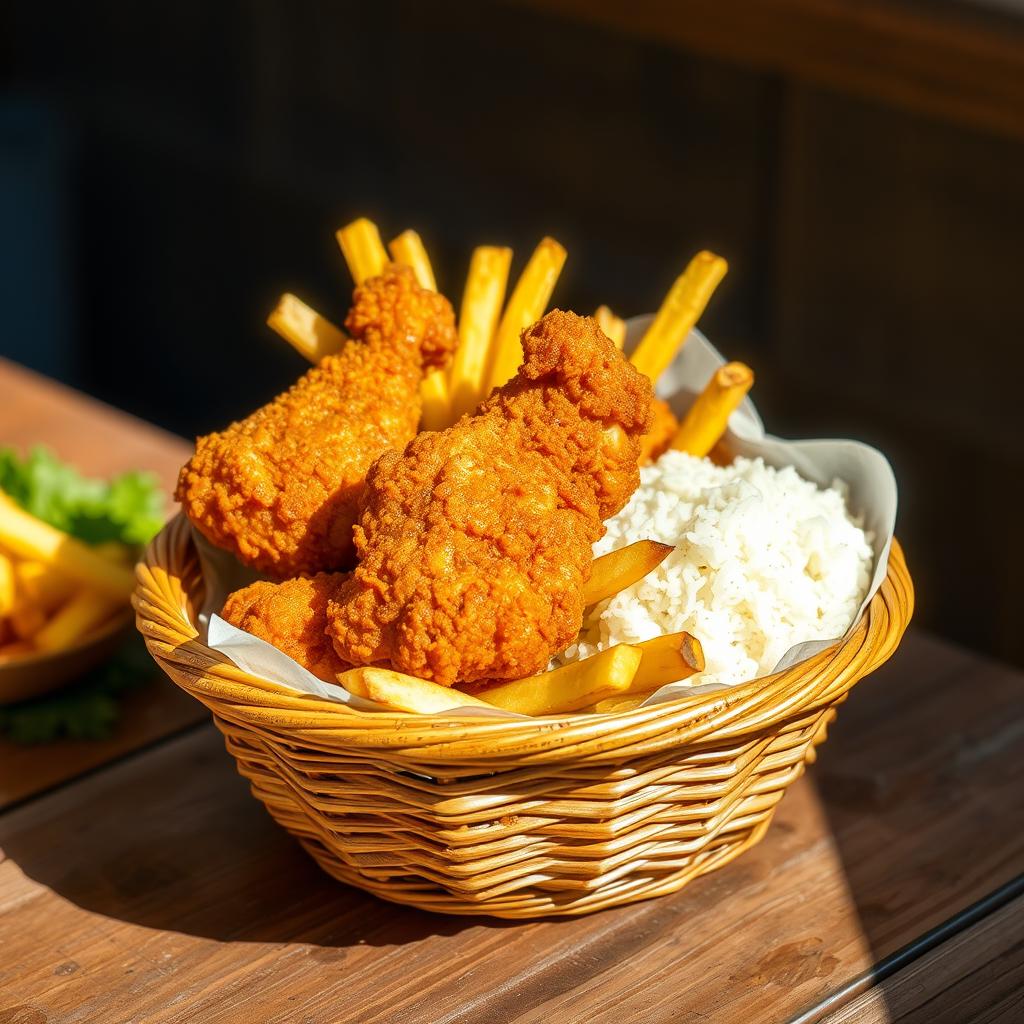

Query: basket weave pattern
<box><xmin>135</xmin><ymin>515</ymin><xmax>913</xmax><ymax>918</ymax></box>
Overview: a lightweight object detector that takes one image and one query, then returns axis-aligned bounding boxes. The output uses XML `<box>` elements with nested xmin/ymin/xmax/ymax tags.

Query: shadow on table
<box><xmin>798</xmin><ymin>631</ymin><xmax>1024</xmax><ymax>1020</ymax></box>
<box><xmin>1</xmin><ymin>722</ymin><xmax>528</xmax><ymax>949</ymax></box>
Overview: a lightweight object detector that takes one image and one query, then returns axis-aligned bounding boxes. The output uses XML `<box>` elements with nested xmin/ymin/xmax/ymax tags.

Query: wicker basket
<box><xmin>135</xmin><ymin>514</ymin><xmax>913</xmax><ymax>918</ymax></box>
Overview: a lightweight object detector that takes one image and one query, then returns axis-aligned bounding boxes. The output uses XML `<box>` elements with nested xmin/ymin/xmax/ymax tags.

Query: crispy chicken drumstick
<box><xmin>325</xmin><ymin>310</ymin><xmax>653</xmax><ymax>687</ymax></box>
<box><xmin>177</xmin><ymin>264</ymin><xmax>456</xmax><ymax>578</ymax></box>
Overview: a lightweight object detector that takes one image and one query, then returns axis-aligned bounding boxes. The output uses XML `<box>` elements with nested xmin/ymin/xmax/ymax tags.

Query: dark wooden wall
<box><xmin>3</xmin><ymin>0</ymin><xmax>1023</xmax><ymax>665</ymax></box>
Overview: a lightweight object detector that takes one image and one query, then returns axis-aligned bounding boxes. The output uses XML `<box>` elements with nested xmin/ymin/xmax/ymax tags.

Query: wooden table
<box><xmin>1</xmin><ymin>359</ymin><xmax>1022</xmax><ymax>1023</ymax></box>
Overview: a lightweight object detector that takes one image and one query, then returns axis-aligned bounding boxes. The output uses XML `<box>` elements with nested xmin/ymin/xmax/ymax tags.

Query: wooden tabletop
<box><xmin>1</xmin><ymin>359</ymin><xmax>1022</xmax><ymax>1022</ymax></box>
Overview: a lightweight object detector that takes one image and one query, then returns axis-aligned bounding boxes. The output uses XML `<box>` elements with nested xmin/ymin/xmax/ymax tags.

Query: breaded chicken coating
<box><xmin>176</xmin><ymin>265</ymin><xmax>456</xmax><ymax>578</ymax></box>
<box><xmin>325</xmin><ymin>310</ymin><xmax>653</xmax><ymax>687</ymax></box>
<box><xmin>220</xmin><ymin>573</ymin><xmax>350</xmax><ymax>682</ymax></box>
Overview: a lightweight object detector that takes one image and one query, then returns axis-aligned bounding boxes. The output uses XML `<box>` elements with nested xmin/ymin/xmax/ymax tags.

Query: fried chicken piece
<box><xmin>326</xmin><ymin>310</ymin><xmax>653</xmax><ymax>686</ymax></box>
<box><xmin>220</xmin><ymin>573</ymin><xmax>350</xmax><ymax>682</ymax></box>
<box><xmin>177</xmin><ymin>265</ymin><xmax>456</xmax><ymax>578</ymax></box>
<box><xmin>637</xmin><ymin>397</ymin><xmax>679</xmax><ymax>464</ymax></box>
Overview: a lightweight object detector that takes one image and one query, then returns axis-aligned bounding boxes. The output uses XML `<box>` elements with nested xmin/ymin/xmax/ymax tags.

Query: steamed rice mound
<box><xmin>564</xmin><ymin>451</ymin><xmax>874</xmax><ymax>688</ymax></box>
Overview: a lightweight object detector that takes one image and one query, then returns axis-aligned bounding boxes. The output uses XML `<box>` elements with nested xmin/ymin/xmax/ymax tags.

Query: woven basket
<box><xmin>135</xmin><ymin>514</ymin><xmax>913</xmax><ymax>918</ymax></box>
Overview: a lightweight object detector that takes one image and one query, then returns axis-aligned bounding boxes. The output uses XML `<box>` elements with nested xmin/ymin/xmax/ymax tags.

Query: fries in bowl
<box><xmin>0</xmin><ymin>447</ymin><xmax>163</xmax><ymax>700</ymax></box>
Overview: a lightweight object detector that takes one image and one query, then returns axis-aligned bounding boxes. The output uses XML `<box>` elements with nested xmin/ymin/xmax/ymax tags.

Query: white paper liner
<box><xmin>195</xmin><ymin>316</ymin><xmax>897</xmax><ymax>717</ymax></box>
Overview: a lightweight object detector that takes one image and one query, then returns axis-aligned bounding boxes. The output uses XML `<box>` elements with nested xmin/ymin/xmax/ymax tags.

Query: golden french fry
<box><xmin>449</xmin><ymin>246</ymin><xmax>513</xmax><ymax>420</ymax></box>
<box><xmin>339</xmin><ymin>666</ymin><xmax>493</xmax><ymax>714</ymax></box>
<box><xmin>387</xmin><ymin>230</ymin><xmax>452</xmax><ymax>430</ymax></box>
<box><xmin>0</xmin><ymin>496</ymin><xmax>136</xmax><ymax>600</ymax></box>
<box><xmin>585</xmin><ymin>632</ymin><xmax>705</xmax><ymax>711</ymax></box>
<box><xmin>34</xmin><ymin>590</ymin><xmax>122</xmax><ymax>651</ymax></box>
<box><xmin>628</xmin><ymin>631</ymin><xmax>705</xmax><ymax>691</ymax></box>
<box><xmin>267</xmin><ymin>293</ymin><xmax>347</xmax><ymax>364</ymax></box>
<box><xmin>336</xmin><ymin>217</ymin><xmax>388</xmax><ymax>285</ymax></box>
<box><xmin>630</xmin><ymin>251</ymin><xmax>728</xmax><ymax>383</ymax></box>
<box><xmin>475</xmin><ymin>644</ymin><xmax>642</xmax><ymax>715</ymax></box>
<box><xmin>419</xmin><ymin>371</ymin><xmax>451</xmax><ymax>432</ymax></box>
<box><xmin>594</xmin><ymin>305</ymin><xmax>627</xmax><ymax>350</ymax></box>
<box><xmin>485</xmin><ymin>237</ymin><xmax>567</xmax><ymax>392</ymax></box>
<box><xmin>384</xmin><ymin>228</ymin><xmax>452</xmax><ymax>430</ymax></box>
<box><xmin>13</xmin><ymin>559</ymin><xmax>76</xmax><ymax>613</ymax></box>
<box><xmin>388</xmin><ymin>229</ymin><xmax>437</xmax><ymax>291</ymax></box>
<box><xmin>584</xmin><ymin>540</ymin><xmax>674</xmax><ymax>607</ymax></box>
<box><xmin>0</xmin><ymin>552</ymin><xmax>14</xmax><ymax>616</ymax></box>
<box><xmin>670</xmin><ymin>362</ymin><xmax>754</xmax><ymax>457</ymax></box>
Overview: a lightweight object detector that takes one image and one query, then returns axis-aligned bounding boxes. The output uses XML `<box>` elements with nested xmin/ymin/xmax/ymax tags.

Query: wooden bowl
<box><xmin>135</xmin><ymin>514</ymin><xmax>913</xmax><ymax>918</ymax></box>
<box><xmin>0</xmin><ymin>608</ymin><xmax>134</xmax><ymax>705</ymax></box>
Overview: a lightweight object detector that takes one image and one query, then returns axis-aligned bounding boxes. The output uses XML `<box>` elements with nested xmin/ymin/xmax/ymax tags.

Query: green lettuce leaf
<box><xmin>0</xmin><ymin>445</ymin><xmax>165</xmax><ymax>547</ymax></box>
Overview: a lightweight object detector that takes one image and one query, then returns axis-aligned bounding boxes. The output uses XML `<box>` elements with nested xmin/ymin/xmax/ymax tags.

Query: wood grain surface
<box><xmin>819</xmin><ymin>894</ymin><xmax>1024</xmax><ymax>1024</ymax></box>
<box><xmin>1</xmin><ymin>630</ymin><xmax>1022</xmax><ymax>1023</ymax></box>
<box><xmin>0</xmin><ymin>359</ymin><xmax>205</xmax><ymax>809</ymax></box>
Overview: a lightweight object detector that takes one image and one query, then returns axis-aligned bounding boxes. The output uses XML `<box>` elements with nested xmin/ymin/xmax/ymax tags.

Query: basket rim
<box><xmin>134</xmin><ymin>514</ymin><xmax>913</xmax><ymax>763</ymax></box>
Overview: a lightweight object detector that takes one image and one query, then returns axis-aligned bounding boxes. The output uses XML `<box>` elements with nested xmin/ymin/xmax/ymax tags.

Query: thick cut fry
<box><xmin>670</xmin><ymin>361</ymin><xmax>754</xmax><ymax>457</ymax></box>
<box><xmin>419</xmin><ymin>370</ymin><xmax>451</xmax><ymax>432</ymax></box>
<box><xmin>34</xmin><ymin>590</ymin><xmax>122</xmax><ymax>651</ymax></box>
<box><xmin>485</xmin><ymin>238</ymin><xmax>567</xmax><ymax>392</ymax></box>
<box><xmin>584</xmin><ymin>540</ymin><xmax>674</xmax><ymax>607</ymax></box>
<box><xmin>336</xmin><ymin>218</ymin><xmax>388</xmax><ymax>285</ymax></box>
<box><xmin>0</xmin><ymin>552</ymin><xmax>13</xmax><ymax>616</ymax></box>
<box><xmin>0</xmin><ymin>496</ymin><xmax>136</xmax><ymax>600</ymax></box>
<box><xmin>629</xmin><ymin>631</ymin><xmax>705</xmax><ymax>691</ymax></box>
<box><xmin>412</xmin><ymin>245</ymin><xmax>449</xmax><ymax>429</ymax></box>
<box><xmin>267</xmin><ymin>293</ymin><xmax>347</xmax><ymax>363</ymax></box>
<box><xmin>630</xmin><ymin>251</ymin><xmax>728</xmax><ymax>383</ymax></box>
<box><xmin>594</xmin><ymin>305</ymin><xmax>627</xmax><ymax>350</ymax></box>
<box><xmin>13</xmin><ymin>559</ymin><xmax>76</xmax><ymax>613</ymax></box>
<box><xmin>475</xmin><ymin>644</ymin><xmax>643</xmax><ymax>715</ymax></box>
<box><xmin>586</xmin><ymin>632</ymin><xmax>705</xmax><ymax>711</ymax></box>
<box><xmin>386</xmin><ymin>229</ymin><xmax>452</xmax><ymax>430</ymax></box>
<box><xmin>340</xmin><ymin>666</ymin><xmax>493</xmax><ymax>714</ymax></box>
<box><xmin>388</xmin><ymin>229</ymin><xmax>437</xmax><ymax>290</ymax></box>
<box><xmin>449</xmin><ymin>246</ymin><xmax>513</xmax><ymax>420</ymax></box>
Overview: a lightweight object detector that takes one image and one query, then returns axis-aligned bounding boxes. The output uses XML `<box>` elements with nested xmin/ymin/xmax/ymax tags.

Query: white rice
<box><xmin>563</xmin><ymin>451</ymin><xmax>874</xmax><ymax>688</ymax></box>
